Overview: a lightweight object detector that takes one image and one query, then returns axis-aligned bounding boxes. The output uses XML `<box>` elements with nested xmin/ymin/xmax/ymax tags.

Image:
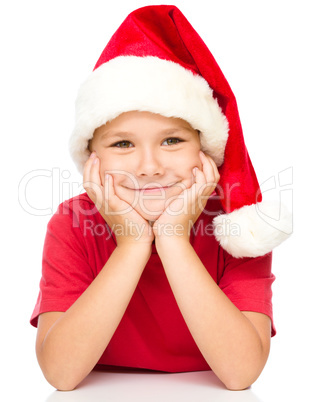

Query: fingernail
<box><xmin>90</xmin><ymin>151</ymin><xmax>96</xmax><ymax>158</ymax></box>
<box><xmin>193</xmin><ymin>167</ymin><xmax>198</xmax><ymax>176</ymax></box>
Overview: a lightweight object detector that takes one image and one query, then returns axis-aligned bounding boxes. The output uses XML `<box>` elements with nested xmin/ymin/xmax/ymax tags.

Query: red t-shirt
<box><xmin>30</xmin><ymin>193</ymin><xmax>276</xmax><ymax>373</ymax></box>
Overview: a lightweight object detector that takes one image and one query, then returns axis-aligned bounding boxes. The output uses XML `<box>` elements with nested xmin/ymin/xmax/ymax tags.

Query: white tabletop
<box><xmin>45</xmin><ymin>370</ymin><xmax>264</xmax><ymax>402</ymax></box>
<box><xmin>7</xmin><ymin>355</ymin><xmax>307</xmax><ymax>402</ymax></box>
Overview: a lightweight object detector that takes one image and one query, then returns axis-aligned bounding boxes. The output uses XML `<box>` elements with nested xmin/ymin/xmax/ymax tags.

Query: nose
<box><xmin>135</xmin><ymin>148</ymin><xmax>165</xmax><ymax>177</ymax></box>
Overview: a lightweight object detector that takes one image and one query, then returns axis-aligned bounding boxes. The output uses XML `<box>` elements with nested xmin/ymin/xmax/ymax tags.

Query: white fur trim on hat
<box><xmin>69</xmin><ymin>55</ymin><xmax>229</xmax><ymax>174</ymax></box>
<box><xmin>213</xmin><ymin>200</ymin><xmax>292</xmax><ymax>258</ymax></box>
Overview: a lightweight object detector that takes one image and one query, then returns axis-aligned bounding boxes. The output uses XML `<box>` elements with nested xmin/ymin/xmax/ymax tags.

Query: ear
<box><xmin>87</xmin><ymin>139</ymin><xmax>93</xmax><ymax>153</ymax></box>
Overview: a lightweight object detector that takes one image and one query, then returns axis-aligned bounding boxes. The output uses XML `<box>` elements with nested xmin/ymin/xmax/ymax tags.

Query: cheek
<box><xmin>188</xmin><ymin>152</ymin><xmax>202</xmax><ymax>170</ymax></box>
<box><xmin>98</xmin><ymin>156</ymin><xmax>128</xmax><ymax>184</ymax></box>
<box><xmin>175</xmin><ymin>149</ymin><xmax>202</xmax><ymax>179</ymax></box>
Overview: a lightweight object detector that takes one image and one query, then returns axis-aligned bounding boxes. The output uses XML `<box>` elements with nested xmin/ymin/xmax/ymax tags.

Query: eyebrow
<box><xmin>100</xmin><ymin>127</ymin><xmax>194</xmax><ymax>139</ymax></box>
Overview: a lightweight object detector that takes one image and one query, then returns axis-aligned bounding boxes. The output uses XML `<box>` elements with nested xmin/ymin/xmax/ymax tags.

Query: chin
<box><xmin>140</xmin><ymin>213</ymin><xmax>162</xmax><ymax>222</ymax></box>
<box><xmin>115</xmin><ymin>186</ymin><xmax>183</xmax><ymax>221</ymax></box>
<box><xmin>135</xmin><ymin>207</ymin><xmax>164</xmax><ymax>222</ymax></box>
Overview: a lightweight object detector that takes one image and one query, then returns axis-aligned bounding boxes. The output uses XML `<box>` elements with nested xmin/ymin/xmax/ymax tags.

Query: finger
<box><xmin>83</xmin><ymin>152</ymin><xmax>98</xmax><ymax>196</ymax></box>
<box><xmin>204</xmin><ymin>153</ymin><xmax>220</xmax><ymax>183</ymax></box>
<box><xmin>83</xmin><ymin>152</ymin><xmax>95</xmax><ymax>184</ymax></box>
<box><xmin>89</xmin><ymin>156</ymin><xmax>103</xmax><ymax>189</ymax></box>
<box><xmin>104</xmin><ymin>172</ymin><xmax>118</xmax><ymax>213</ymax></box>
<box><xmin>193</xmin><ymin>166</ymin><xmax>206</xmax><ymax>187</ymax></box>
<box><xmin>199</xmin><ymin>151</ymin><xmax>216</xmax><ymax>184</ymax></box>
<box><xmin>88</xmin><ymin>156</ymin><xmax>104</xmax><ymax>207</ymax></box>
<box><xmin>192</xmin><ymin>167</ymin><xmax>209</xmax><ymax>212</ymax></box>
<box><xmin>198</xmin><ymin>153</ymin><xmax>219</xmax><ymax>197</ymax></box>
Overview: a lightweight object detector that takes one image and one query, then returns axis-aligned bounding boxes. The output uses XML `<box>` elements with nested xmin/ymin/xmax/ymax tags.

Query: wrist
<box><xmin>116</xmin><ymin>241</ymin><xmax>152</xmax><ymax>257</ymax></box>
<box><xmin>155</xmin><ymin>233</ymin><xmax>191</xmax><ymax>252</ymax></box>
<box><xmin>153</xmin><ymin>220</ymin><xmax>191</xmax><ymax>241</ymax></box>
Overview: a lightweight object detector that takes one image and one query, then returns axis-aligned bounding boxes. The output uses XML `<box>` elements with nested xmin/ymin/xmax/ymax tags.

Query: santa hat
<box><xmin>69</xmin><ymin>5</ymin><xmax>291</xmax><ymax>258</ymax></box>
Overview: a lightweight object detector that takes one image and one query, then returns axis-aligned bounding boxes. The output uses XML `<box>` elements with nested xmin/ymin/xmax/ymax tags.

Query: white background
<box><xmin>1</xmin><ymin>0</ymin><xmax>308</xmax><ymax>400</ymax></box>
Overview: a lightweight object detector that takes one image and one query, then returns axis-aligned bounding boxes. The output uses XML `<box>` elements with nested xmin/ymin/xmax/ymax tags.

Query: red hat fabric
<box><xmin>70</xmin><ymin>5</ymin><xmax>291</xmax><ymax>258</ymax></box>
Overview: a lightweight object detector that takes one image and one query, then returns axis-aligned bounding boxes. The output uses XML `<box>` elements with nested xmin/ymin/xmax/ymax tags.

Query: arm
<box><xmin>36</xmin><ymin>153</ymin><xmax>154</xmax><ymax>391</ymax></box>
<box><xmin>153</xmin><ymin>151</ymin><xmax>271</xmax><ymax>390</ymax></box>
<box><xmin>36</xmin><ymin>243</ymin><xmax>151</xmax><ymax>392</ymax></box>
<box><xmin>155</xmin><ymin>237</ymin><xmax>271</xmax><ymax>390</ymax></box>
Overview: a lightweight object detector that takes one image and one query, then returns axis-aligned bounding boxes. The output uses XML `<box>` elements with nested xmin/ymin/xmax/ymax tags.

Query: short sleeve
<box><xmin>218</xmin><ymin>251</ymin><xmax>276</xmax><ymax>336</ymax></box>
<box><xmin>30</xmin><ymin>200</ymin><xmax>94</xmax><ymax>327</ymax></box>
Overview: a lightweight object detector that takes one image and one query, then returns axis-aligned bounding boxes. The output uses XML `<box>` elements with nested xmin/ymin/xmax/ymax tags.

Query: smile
<box><xmin>126</xmin><ymin>183</ymin><xmax>176</xmax><ymax>193</ymax></box>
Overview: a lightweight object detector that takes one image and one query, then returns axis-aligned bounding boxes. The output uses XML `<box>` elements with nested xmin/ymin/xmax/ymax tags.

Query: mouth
<box><xmin>126</xmin><ymin>183</ymin><xmax>177</xmax><ymax>193</ymax></box>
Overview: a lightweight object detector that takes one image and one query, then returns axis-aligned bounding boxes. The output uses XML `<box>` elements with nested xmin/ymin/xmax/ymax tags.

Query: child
<box><xmin>30</xmin><ymin>5</ymin><xmax>291</xmax><ymax>391</ymax></box>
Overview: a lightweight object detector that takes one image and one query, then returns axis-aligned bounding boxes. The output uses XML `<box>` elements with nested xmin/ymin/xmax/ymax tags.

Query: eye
<box><xmin>112</xmin><ymin>140</ymin><xmax>133</xmax><ymax>148</ymax></box>
<box><xmin>162</xmin><ymin>137</ymin><xmax>183</xmax><ymax>146</ymax></box>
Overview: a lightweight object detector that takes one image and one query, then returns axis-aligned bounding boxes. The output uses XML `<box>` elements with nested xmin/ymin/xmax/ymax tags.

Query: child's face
<box><xmin>89</xmin><ymin>111</ymin><xmax>202</xmax><ymax>221</ymax></box>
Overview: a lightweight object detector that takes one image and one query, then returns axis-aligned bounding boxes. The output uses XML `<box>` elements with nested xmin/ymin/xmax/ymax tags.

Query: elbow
<box><xmin>37</xmin><ymin>349</ymin><xmax>84</xmax><ymax>391</ymax></box>
<box><xmin>55</xmin><ymin>383</ymin><xmax>78</xmax><ymax>392</ymax></box>
<box><xmin>222</xmin><ymin>371</ymin><xmax>261</xmax><ymax>391</ymax></box>
<box><xmin>38</xmin><ymin>357</ymin><xmax>81</xmax><ymax>391</ymax></box>
<box><xmin>224</xmin><ymin>380</ymin><xmax>252</xmax><ymax>391</ymax></box>
<box><xmin>221</xmin><ymin>347</ymin><xmax>269</xmax><ymax>390</ymax></box>
<box><xmin>44</xmin><ymin>371</ymin><xmax>80</xmax><ymax>392</ymax></box>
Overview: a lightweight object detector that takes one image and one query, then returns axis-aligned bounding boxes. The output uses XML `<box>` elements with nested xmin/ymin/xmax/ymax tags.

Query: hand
<box><xmin>153</xmin><ymin>151</ymin><xmax>220</xmax><ymax>244</ymax></box>
<box><xmin>83</xmin><ymin>152</ymin><xmax>154</xmax><ymax>248</ymax></box>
